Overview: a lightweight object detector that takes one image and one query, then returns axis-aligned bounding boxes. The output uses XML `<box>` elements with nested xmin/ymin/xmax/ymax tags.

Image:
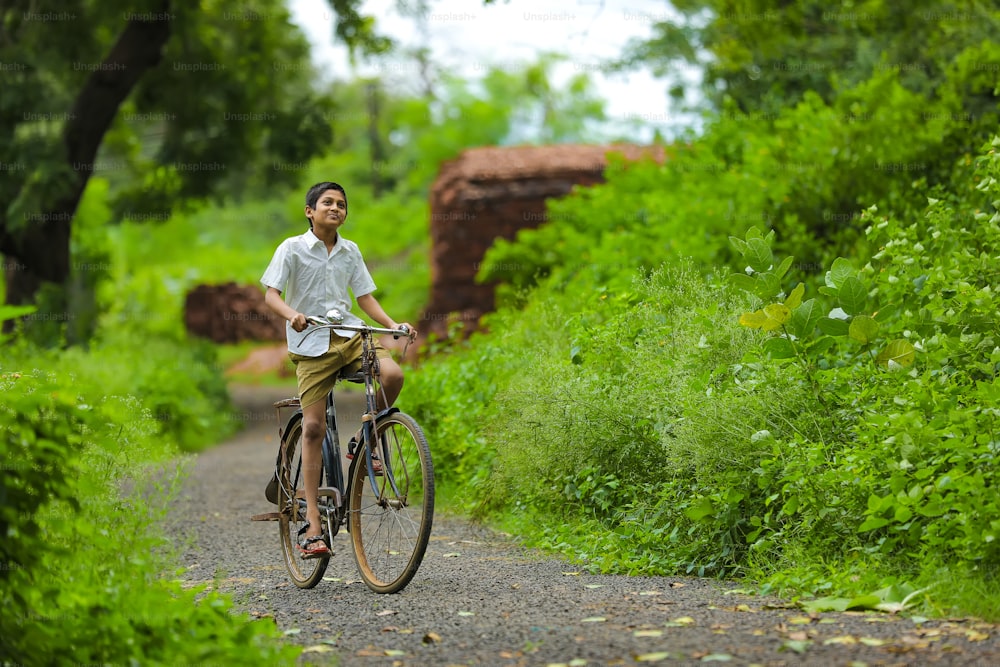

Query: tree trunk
<box><xmin>0</xmin><ymin>5</ymin><xmax>172</xmax><ymax>311</ymax></box>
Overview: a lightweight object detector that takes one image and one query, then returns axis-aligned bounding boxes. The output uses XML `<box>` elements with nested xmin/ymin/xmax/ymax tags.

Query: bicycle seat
<box><xmin>338</xmin><ymin>370</ymin><xmax>365</xmax><ymax>384</ymax></box>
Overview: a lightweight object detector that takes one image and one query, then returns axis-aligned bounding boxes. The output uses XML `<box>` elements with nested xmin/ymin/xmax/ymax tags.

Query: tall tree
<box><xmin>0</xmin><ymin>0</ymin><xmax>386</xmax><ymax>312</ymax></box>
<box><xmin>621</xmin><ymin>0</ymin><xmax>999</xmax><ymax>116</ymax></box>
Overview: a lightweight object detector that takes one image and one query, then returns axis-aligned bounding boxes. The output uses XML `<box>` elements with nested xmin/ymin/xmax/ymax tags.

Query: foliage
<box><xmin>479</xmin><ymin>60</ymin><xmax>999</xmax><ymax>300</ymax></box>
<box><xmin>0</xmin><ymin>363</ymin><xmax>295</xmax><ymax>665</ymax></box>
<box><xmin>408</xmin><ymin>133</ymin><xmax>1000</xmax><ymax>617</ymax></box>
<box><xmin>621</xmin><ymin>0</ymin><xmax>1000</xmax><ymax>118</ymax></box>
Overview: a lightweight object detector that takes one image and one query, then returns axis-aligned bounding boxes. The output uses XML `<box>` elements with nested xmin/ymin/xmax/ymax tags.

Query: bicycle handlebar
<box><xmin>305</xmin><ymin>315</ymin><xmax>413</xmax><ymax>339</ymax></box>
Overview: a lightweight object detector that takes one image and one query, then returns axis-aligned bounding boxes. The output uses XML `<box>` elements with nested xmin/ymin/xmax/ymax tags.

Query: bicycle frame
<box><xmin>299</xmin><ymin>315</ymin><xmax>413</xmax><ymax>525</ymax></box>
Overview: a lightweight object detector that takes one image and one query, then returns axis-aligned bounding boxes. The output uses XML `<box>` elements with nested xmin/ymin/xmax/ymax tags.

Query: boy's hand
<box><xmin>396</xmin><ymin>322</ymin><xmax>417</xmax><ymax>339</ymax></box>
<box><xmin>290</xmin><ymin>313</ymin><xmax>308</xmax><ymax>332</ymax></box>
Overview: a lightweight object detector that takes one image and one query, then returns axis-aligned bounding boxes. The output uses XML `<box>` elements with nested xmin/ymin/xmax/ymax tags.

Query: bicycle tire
<box><xmin>348</xmin><ymin>411</ymin><xmax>434</xmax><ymax>593</ymax></box>
<box><xmin>278</xmin><ymin>416</ymin><xmax>330</xmax><ymax>589</ymax></box>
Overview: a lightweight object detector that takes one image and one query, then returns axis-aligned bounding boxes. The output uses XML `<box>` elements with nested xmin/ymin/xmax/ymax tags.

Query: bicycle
<box><xmin>252</xmin><ymin>309</ymin><xmax>434</xmax><ymax>593</ymax></box>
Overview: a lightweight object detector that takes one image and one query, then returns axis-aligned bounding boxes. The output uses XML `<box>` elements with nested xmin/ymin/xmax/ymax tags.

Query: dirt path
<box><xmin>167</xmin><ymin>384</ymin><xmax>1000</xmax><ymax>666</ymax></box>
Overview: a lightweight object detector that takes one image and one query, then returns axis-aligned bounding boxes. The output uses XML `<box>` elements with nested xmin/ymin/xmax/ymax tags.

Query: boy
<box><xmin>261</xmin><ymin>181</ymin><xmax>415</xmax><ymax>558</ymax></box>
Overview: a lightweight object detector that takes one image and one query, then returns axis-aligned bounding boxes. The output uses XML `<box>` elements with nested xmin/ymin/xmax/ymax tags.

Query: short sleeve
<box><xmin>261</xmin><ymin>240</ymin><xmax>290</xmax><ymax>291</ymax></box>
<box><xmin>349</xmin><ymin>246</ymin><xmax>377</xmax><ymax>297</ymax></box>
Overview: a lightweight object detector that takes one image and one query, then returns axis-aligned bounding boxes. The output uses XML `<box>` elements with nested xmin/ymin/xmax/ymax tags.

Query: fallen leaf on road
<box><xmin>635</xmin><ymin>652</ymin><xmax>671</xmax><ymax>662</ymax></box>
<box><xmin>458</xmin><ymin>611</ymin><xmax>475</xmax><ymax>617</ymax></box>
<box><xmin>302</xmin><ymin>645</ymin><xmax>334</xmax><ymax>654</ymax></box>
<box><xmin>283</xmin><ymin>629</ymin><xmax>301</xmax><ymax>636</ymax></box>
<box><xmin>442</xmin><ymin>552</ymin><xmax>461</xmax><ymax>558</ymax></box>
<box><xmin>701</xmin><ymin>654</ymin><xmax>733</xmax><ymax>662</ymax></box>
<box><xmin>859</xmin><ymin>637</ymin><xmax>886</xmax><ymax>646</ymax></box>
<box><xmin>562</xmin><ymin>571</ymin><xmax>581</xmax><ymax>576</ymax></box>
<box><xmin>581</xmin><ymin>617</ymin><xmax>607</xmax><ymax>623</ymax></box>
<box><xmin>584</xmin><ymin>584</ymin><xmax>604</xmax><ymax>589</ymax></box>
<box><xmin>669</xmin><ymin>617</ymin><xmax>695</xmax><ymax>626</ymax></box>
<box><xmin>384</xmin><ymin>649</ymin><xmax>405</xmax><ymax>656</ymax></box>
<box><xmin>668</xmin><ymin>582</ymin><xmax>686</xmax><ymax>589</ymax></box>
<box><xmin>422</xmin><ymin>632</ymin><xmax>442</xmax><ymax>644</ymax></box>
<box><xmin>639</xmin><ymin>591</ymin><xmax>661</xmax><ymax>596</ymax></box>
<box><xmin>376</xmin><ymin>609</ymin><xmax>398</xmax><ymax>616</ymax></box>
<box><xmin>823</xmin><ymin>636</ymin><xmax>858</xmax><ymax>645</ymax></box>
<box><xmin>779</xmin><ymin>639</ymin><xmax>812</xmax><ymax>654</ymax></box>
<box><xmin>634</xmin><ymin>630</ymin><xmax>663</xmax><ymax>638</ymax></box>
<box><xmin>966</xmin><ymin>630</ymin><xmax>989</xmax><ymax>641</ymax></box>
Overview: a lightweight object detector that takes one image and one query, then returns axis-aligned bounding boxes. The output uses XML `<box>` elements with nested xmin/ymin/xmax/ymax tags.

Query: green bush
<box><xmin>407</xmin><ymin>135</ymin><xmax>1000</xmax><ymax>617</ymax></box>
<box><xmin>0</xmin><ymin>367</ymin><xmax>297</xmax><ymax>666</ymax></box>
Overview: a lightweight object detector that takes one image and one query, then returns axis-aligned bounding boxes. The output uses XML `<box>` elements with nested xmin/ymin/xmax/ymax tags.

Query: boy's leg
<box><xmin>300</xmin><ymin>398</ymin><xmax>327</xmax><ymax>541</ymax></box>
<box><xmin>375</xmin><ymin>355</ymin><xmax>404</xmax><ymax>410</ymax></box>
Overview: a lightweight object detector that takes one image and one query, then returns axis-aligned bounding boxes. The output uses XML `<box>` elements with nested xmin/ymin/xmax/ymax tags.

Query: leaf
<box><xmin>779</xmin><ymin>639</ymin><xmax>812</xmax><ymax>654</ymax></box>
<box><xmin>701</xmin><ymin>655</ymin><xmax>733</xmax><ymax>662</ymax></box>
<box><xmin>745</xmin><ymin>237</ymin><xmax>773</xmax><ymax>272</ymax></box>
<box><xmin>302</xmin><ymin>645</ymin><xmax>335</xmax><ymax>654</ymax></box>
<box><xmin>739</xmin><ymin>310</ymin><xmax>769</xmax><ymax>329</ymax></box>
<box><xmin>581</xmin><ymin>616</ymin><xmax>607</xmax><ymax>623</ymax></box>
<box><xmin>384</xmin><ymin>649</ymin><xmax>406</xmax><ymax>656</ymax></box>
<box><xmin>761</xmin><ymin>303</ymin><xmax>791</xmax><ymax>330</ymax></box>
<box><xmin>457</xmin><ymin>611</ymin><xmax>475</xmax><ymax>616</ymax></box>
<box><xmin>376</xmin><ymin>609</ymin><xmax>398</xmax><ymax>616</ymax></box>
<box><xmin>790</xmin><ymin>298</ymin><xmax>822</xmax><ymax>338</ymax></box>
<box><xmin>422</xmin><ymin>632</ymin><xmax>442</xmax><ymax>644</ymax></box>
<box><xmin>877</xmin><ymin>339</ymin><xmax>916</xmax><ymax>368</ymax></box>
<box><xmin>670</xmin><ymin>617</ymin><xmax>696</xmax><ymax>625</ymax></box>
<box><xmin>442</xmin><ymin>552</ymin><xmax>461</xmax><ymax>558</ymax></box>
<box><xmin>823</xmin><ymin>636</ymin><xmax>858</xmax><ymax>645</ymax></box>
<box><xmin>728</xmin><ymin>273</ymin><xmax>756</xmax><ymax>293</ymax></box>
<box><xmin>848</xmin><ymin>315</ymin><xmax>879</xmax><ymax>344</ymax></box>
<box><xmin>728</xmin><ymin>235</ymin><xmax>749</xmax><ymax>256</ymax></box>
<box><xmin>858</xmin><ymin>516</ymin><xmax>890</xmax><ymax>532</ymax></box>
<box><xmin>763</xmin><ymin>337</ymin><xmax>795</xmax><ymax>360</ymax></box>
<box><xmin>634</xmin><ymin>630</ymin><xmax>664</xmax><ymax>637</ymax></box>
<box><xmin>818</xmin><ymin>317</ymin><xmax>850</xmax><ymax>336</ymax></box>
<box><xmin>825</xmin><ymin>257</ymin><xmax>855</xmax><ymax>289</ymax></box>
<box><xmin>837</xmin><ymin>276</ymin><xmax>868</xmax><ymax>315</ymax></box>
<box><xmin>784</xmin><ymin>282</ymin><xmax>805</xmax><ymax>309</ymax></box>
<box><xmin>774</xmin><ymin>255</ymin><xmax>794</xmax><ymax>279</ymax></box>
<box><xmin>635</xmin><ymin>652</ymin><xmax>672</xmax><ymax>662</ymax></box>
<box><xmin>684</xmin><ymin>497</ymin><xmax>715</xmax><ymax>522</ymax></box>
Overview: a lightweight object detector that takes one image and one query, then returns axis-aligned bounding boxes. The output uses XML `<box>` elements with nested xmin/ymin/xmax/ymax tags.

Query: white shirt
<box><xmin>261</xmin><ymin>229</ymin><xmax>377</xmax><ymax>356</ymax></box>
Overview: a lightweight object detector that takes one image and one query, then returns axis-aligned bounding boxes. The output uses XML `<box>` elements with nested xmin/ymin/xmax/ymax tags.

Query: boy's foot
<box><xmin>296</xmin><ymin>523</ymin><xmax>331</xmax><ymax>559</ymax></box>
<box><xmin>297</xmin><ymin>535</ymin><xmax>331</xmax><ymax>559</ymax></box>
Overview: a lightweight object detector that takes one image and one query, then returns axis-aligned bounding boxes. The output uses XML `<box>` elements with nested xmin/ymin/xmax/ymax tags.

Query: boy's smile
<box><xmin>306</xmin><ymin>188</ymin><xmax>348</xmax><ymax>239</ymax></box>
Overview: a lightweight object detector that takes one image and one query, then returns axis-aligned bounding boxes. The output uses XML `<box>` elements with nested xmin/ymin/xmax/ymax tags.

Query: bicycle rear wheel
<box><xmin>348</xmin><ymin>411</ymin><xmax>434</xmax><ymax>593</ymax></box>
<box><xmin>278</xmin><ymin>417</ymin><xmax>330</xmax><ymax>589</ymax></box>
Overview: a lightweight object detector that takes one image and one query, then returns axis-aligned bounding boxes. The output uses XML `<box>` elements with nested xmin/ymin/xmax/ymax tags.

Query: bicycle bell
<box><xmin>325</xmin><ymin>308</ymin><xmax>345</xmax><ymax>324</ymax></box>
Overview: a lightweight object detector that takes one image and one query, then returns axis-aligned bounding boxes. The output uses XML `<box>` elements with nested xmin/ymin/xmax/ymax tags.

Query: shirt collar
<box><xmin>303</xmin><ymin>228</ymin><xmax>343</xmax><ymax>251</ymax></box>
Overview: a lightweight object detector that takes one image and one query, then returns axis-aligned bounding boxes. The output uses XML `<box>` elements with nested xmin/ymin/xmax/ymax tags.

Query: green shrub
<box><xmin>0</xmin><ymin>367</ymin><xmax>297</xmax><ymax>666</ymax></box>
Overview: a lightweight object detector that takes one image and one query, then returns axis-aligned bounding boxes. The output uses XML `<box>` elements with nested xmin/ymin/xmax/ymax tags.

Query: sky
<box><xmin>288</xmin><ymin>0</ymin><xmax>701</xmax><ymax>141</ymax></box>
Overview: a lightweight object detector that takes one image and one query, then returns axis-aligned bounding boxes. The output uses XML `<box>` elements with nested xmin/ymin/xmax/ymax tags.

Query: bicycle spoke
<box><xmin>349</xmin><ymin>412</ymin><xmax>434</xmax><ymax>593</ymax></box>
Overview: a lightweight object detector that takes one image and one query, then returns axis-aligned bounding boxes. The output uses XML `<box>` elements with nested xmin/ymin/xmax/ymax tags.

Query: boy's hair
<box><xmin>305</xmin><ymin>181</ymin><xmax>348</xmax><ymax>226</ymax></box>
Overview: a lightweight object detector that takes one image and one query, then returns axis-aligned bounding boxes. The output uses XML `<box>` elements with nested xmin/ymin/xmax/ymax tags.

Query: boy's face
<box><xmin>306</xmin><ymin>188</ymin><xmax>347</xmax><ymax>235</ymax></box>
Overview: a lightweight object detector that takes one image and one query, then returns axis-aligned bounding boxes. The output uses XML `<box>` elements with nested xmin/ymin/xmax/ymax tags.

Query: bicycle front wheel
<box><xmin>278</xmin><ymin>417</ymin><xmax>330</xmax><ymax>589</ymax></box>
<box><xmin>348</xmin><ymin>411</ymin><xmax>434</xmax><ymax>593</ymax></box>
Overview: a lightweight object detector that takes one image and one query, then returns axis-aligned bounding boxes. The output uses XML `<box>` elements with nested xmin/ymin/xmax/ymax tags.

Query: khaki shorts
<box><xmin>290</xmin><ymin>331</ymin><xmax>392</xmax><ymax>409</ymax></box>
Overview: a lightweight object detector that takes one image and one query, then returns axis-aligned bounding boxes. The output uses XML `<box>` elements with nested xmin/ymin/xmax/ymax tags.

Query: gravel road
<box><xmin>168</xmin><ymin>384</ymin><xmax>1000</xmax><ymax>666</ymax></box>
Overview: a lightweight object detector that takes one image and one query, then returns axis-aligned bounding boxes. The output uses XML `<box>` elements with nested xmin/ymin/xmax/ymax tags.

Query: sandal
<box><xmin>346</xmin><ymin>436</ymin><xmax>383</xmax><ymax>475</ymax></box>
<box><xmin>296</xmin><ymin>523</ymin><xmax>331</xmax><ymax>559</ymax></box>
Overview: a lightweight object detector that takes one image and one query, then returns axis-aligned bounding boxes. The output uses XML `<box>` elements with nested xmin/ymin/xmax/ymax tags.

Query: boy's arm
<box><xmin>264</xmin><ymin>287</ymin><xmax>308</xmax><ymax>332</ymax></box>
<box><xmin>356</xmin><ymin>293</ymin><xmax>416</xmax><ymax>337</ymax></box>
